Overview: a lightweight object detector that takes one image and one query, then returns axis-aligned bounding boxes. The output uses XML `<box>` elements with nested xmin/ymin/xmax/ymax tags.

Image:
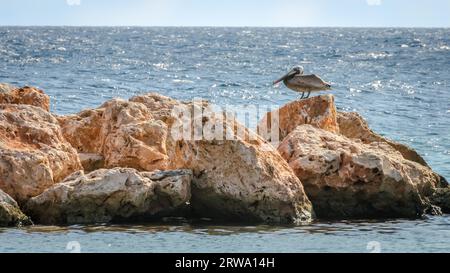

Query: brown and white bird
<box><xmin>273</xmin><ymin>66</ymin><xmax>332</xmax><ymax>99</ymax></box>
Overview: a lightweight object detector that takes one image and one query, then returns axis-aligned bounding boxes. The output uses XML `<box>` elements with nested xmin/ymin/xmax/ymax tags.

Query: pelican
<box><xmin>273</xmin><ymin>66</ymin><xmax>332</xmax><ymax>99</ymax></box>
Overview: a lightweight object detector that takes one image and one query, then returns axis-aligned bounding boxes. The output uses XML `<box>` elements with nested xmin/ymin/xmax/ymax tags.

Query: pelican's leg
<box><xmin>306</xmin><ymin>92</ymin><xmax>311</xmax><ymax>98</ymax></box>
<box><xmin>299</xmin><ymin>92</ymin><xmax>305</xmax><ymax>100</ymax></box>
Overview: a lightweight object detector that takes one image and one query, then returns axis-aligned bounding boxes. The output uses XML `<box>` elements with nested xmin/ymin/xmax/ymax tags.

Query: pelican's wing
<box><xmin>292</xmin><ymin>74</ymin><xmax>330</xmax><ymax>90</ymax></box>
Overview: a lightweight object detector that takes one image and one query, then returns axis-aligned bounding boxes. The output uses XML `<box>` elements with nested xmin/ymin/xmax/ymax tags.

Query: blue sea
<box><xmin>0</xmin><ymin>27</ymin><xmax>449</xmax><ymax>253</ymax></box>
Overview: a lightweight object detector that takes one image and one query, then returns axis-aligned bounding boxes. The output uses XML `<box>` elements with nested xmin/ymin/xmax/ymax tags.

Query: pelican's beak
<box><xmin>273</xmin><ymin>70</ymin><xmax>296</xmax><ymax>85</ymax></box>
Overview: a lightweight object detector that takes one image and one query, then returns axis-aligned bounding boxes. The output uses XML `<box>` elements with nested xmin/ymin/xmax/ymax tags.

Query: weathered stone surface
<box><xmin>58</xmin><ymin>99</ymin><xmax>172</xmax><ymax>171</ymax></box>
<box><xmin>0</xmin><ymin>189</ymin><xmax>32</xmax><ymax>227</ymax></box>
<box><xmin>258</xmin><ymin>95</ymin><xmax>339</xmax><ymax>143</ymax></box>
<box><xmin>79</xmin><ymin>153</ymin><xmax>105</xmax><ymax>173</ymax></box>
<box><xmin>431</xmin><ymin>187</ymin><xmax>450</xmax><ymax>214</ymax></box>
<box><xmin>57</xmin><ymin>109</ymin><xmax>105</xmax><ymax>153</ymax></box>
<box><xmin>337</xmin><ymin>111</ymin><xmax>429</xmax><ymax>167</ymax></box>
<box><xmin>58</xmin><ymin>93</ymin><xmax>314</xmax><ymax>223</ymax></box>
<box><xmin>0</xmin><ymin>83</ymin><xmax>17</xmax><ymax>93</ymax></box>
<box><xmin>26</xmin><ymin>168</ymin><xmax>192</xmax><ymax>224</ymax></box>
<box><xmin>278</xmin><ymin>125</ymin><xmax>441</xmax><ymax>219</ymax></box>
<box><xmin>129</xmin><ymin>92</ymin><xmax>193</xmax><ymax>122</ymax></box>
<box><xmin>0</xmin><ymin>86</ymin><xmax>50</xmax><ymax>111</ymax></box>
<box><xmin>0</xmin><ymin>104</ymin><xmax>82</xmax><ymax>204</ymax></box>
<box><xmin>174</xmin><ymin>114</ymin><xmax>313</xmax><ymax>223</ymax></box>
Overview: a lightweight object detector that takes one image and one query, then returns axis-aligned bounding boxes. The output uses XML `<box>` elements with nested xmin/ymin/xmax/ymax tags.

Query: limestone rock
<box><xmin>0</xmin><ymin>86</ymin><xmax>50</xmax><ymax>111</ymax></box>
<box><xmin>79</xmin><ymin>153</ymin><xmax>105</xmax><ymax>173</ymax></box>
<box><xmin>0</xmin><ymin>104</ymin><xmax>82</xmax><ymax>204</ymax></box>
<box><xmin>26</xmin><ymin>168</ymin><xmax>192</xmax><ymax>224</ymax></box>
<box><xmin>58</xmin><ymin>99</ymin><xmax>172</xmax><ymax>171</ymax></box>
<box><xmin>0</xmin><ymin>189</ymin><xmax>32</xmax><ymax>227</ymax></box>
<box><xmin>258</xmin><ymin>95</ymin><xmax>339</xmax><ymax>143</ymax></box>
<box><xmin>337</xmin><ymin>112</ymin><xmax>429</xmax><ymax>167</ymax></box>
<box><xmin>57</xmin><ymin>108</ymin><xmax>105</xmax><ymax>153</ymax></box>
<box><xmin>174</xmin><ymin>114</ymin><xmax>313</xmax><ymax>223</ymax></box>
<box><xmin>0</xmin><ymin>83</ymin><xmax>17</xmax><ymax>93</ymax></box>
<box><xmin>58</xmin><ymin>93</ymin><xmax>314</xmax><ymax>223</ymax></box>
<box><xmin>278</xmin><ymin>125</ymin><xmax>441</xmax><ymax>219</ymax></box>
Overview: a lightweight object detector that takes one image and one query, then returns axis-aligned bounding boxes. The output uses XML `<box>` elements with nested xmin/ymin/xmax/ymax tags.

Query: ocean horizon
<box><xmin>0</xmin><ymin>26</ymin><xmax>449</xmax><ymax>253</ymax></box>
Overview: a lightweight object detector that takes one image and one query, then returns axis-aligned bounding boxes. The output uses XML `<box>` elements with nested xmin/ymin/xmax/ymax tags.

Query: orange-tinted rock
<box><xmin>58</xmin><ymin>99</ymin><xmax>171</xmax><ymax>171</ymax></box>
<box><xmin>57</xmin><ymin>109</ymin><xmax>105</xmax><ymax>153</ymax></box>
<box><xmin>129</xmin><ymin>92</ymin><xmax>192</xmax><ymax>122</ymax></box>
<box><xmin>337</xmin><ymin>111</ymin><xmax>429</xmax><ymax>167</ymax></box>
<box><xmin>258</xmin><ymin>95</ymin><xmax>339</xmax><ymax>143</ymax></box>
<box><xmin>0</xmin><ymin>104</ymin><xmax>82</xmax><ymax>204</ymax></box>
<box><xmin>278</xmin><ymin>125</ymin><xmax>441</xmax><ymax>219</ymax></box>
<box><xmin>171</xmin><ymin>112</ymin><xmax>313</xmax><ymax>223</ymax></box>
<box><xmin>58</xmin><ymin>94</ymin><xmax>314</xmax><ymax>223</ymax></box>
<box><xmin>0</xmin><ymin>86</ymin><xmax>50</xmax><ymax>111</ymax></box>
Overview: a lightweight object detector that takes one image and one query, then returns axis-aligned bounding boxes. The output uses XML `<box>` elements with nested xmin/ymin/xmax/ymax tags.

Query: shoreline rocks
<box><xmin>337</xmin><ymin>112</ymin><xmax>429</xmax><ymax>167</ymax></box>
<box><xmin>278</xmin><ymin>125</ymin><xmax>440</xmax><ymax>219</ymax></box>
<box><xmin>0</xmin><ymin>83</ymin><xmax>17</xmax><ymax>93</ymax></box>
<box><xmin>258</xmin><ymin>95</ymin><xmax>339</xmax><ymax>143</ymax></box>
<box><xmin>26</xmin><ymin>168</ymin><xmax>192</xmax><ymax>225</ymax></box>
<box><xmin>0</xmin><ymin>189</ymin><xmax>32</xmax><ymax>227</ymax></box>
<box><xmin>0</xmin><ymin>103</ymin><xmax>82</xmax><ymax>204</ymax></box>
<box><xmin>0</xmin><ymin>86</ymin><xmax>50</xmax><ymax>111</ymax></box>
<box><xmin>431</xmin><ymin>187</ymin><xmax>450</xmax><ymax>213</ymax></box>
<box><xmin>57</xmin><ymin>93</ymin><xmax>314</xmax><ymax>224</ymax></box>
<box><xmin>258</xmin><ymin>94</ymin><xmax>448</xmax><ymax>219</ymax></box>
<box><xmin>0</xmin><ymin>84</ymin><xmax>448</xmax><ymax>225</ymax></box>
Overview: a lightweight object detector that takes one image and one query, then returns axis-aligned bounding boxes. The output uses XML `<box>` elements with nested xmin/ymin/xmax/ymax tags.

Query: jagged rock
<box><xmin>57</xmin><ymin>108</ymin><xmax>105</xmax><ymax>153</ymax></box>
<box><xmin>58</xmin><ymin>99</ymin><xmax>172</xmax><ymax>171</ymax></box>
<box><xmin>278</xmin><ymin>125</ymin><xmax>441</xmax><ymax>219</ymax></box>
<box><xmin>258</xmin><ymin>95</ymin><xmax>339</xmax><ymax>143</ymax></box>
<box><xmin>58</xmin><ymin>93</ymin><xmax>314</xmax><ymax>223</ymax></box>
<box><xmin>0</xmin><ymin>83</ymin><xmax>17</xmax><ymax>93</ymax></box>
<box><xmin>0</xmin><ymin>104</ymin><xmax>82</xmax><ymax>204</ymax></box>
<box><xmin>0</xmin><ymin>86</ymin><xmax>50</xmax><ymax>111</ymax></box>
<box><xmin>26</xmin><ymin>168</ymin><xmax>192</xmax><ymax>224</ymax></box>
<box><xmin>431</xmin><ymin>187</ymin><xmax>450</xmax><ymax>214</ymax></box>
<box><xmin>0</xmin><ymin>189</ymin><xmax>32</xmax><ymax>226</ymax></box>
<box><xmin>337</xmin><ymin>112</ymin><xmax>429</xmax><ymax>167</ymax></box>
<box><xmin>172</xmin><ymin>112</ymin><xmax>313</xmax><ymax>223</ymax></box>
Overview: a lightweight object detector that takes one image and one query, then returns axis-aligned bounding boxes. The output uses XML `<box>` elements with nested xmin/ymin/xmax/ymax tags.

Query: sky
<box><xmin>1</xmin><ymin>0</ymin><xmax>449</xmax><ymax>27</ymax></box>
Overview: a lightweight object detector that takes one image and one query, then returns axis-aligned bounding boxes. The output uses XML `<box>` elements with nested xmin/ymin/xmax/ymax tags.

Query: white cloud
<box><xmin>66</xmin><ymin>0</ymin><xmax>81</xmax><ymax>6</ymax></box>
<box><xmin>366</xmin><ymin>0</ymin><xmax>382</xmax><ymax>6</ymax></box>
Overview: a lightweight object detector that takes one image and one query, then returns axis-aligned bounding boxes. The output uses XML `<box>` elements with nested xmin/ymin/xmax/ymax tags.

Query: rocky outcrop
<box><xmin>0</xmin><ymin>104</ymin><xmax>82</xmax><ymax>204</ymax></box>
<box><xmin>278</xmin><ymin>125</ymin><xmax>441</xmax><ymax>219</ymax></box>
<box><xmin>258</xmin><ymin>95</ymin><xmax>339</xmax><ymax>143</ymax></box>
<box><xmin>173</xmin><ymin>113</ymin><xmax>313</xmax><ymax>223</ymax></box>
<box><xmin>431</xmin><ymin>187</ymin><xmax>450</xmax><ymax>213</ymax></box>
<box><xmin>337</xmin><ymin>112</ymin><xmax>429</xmax><ymax>167</ymax></box>
<box><xmin>26</xmin><ymin>168</ymin><xmax>192</xmax><ymax>225</ymax></box>
<box><xmin>0</xmin><ymin>189</ymin><xmax>32</xmax><ymax>227</ymax></box>
<box><xmin>58</xmin><ymin>99</ymin><xmax>171</xmax><ymax>171</ymax></box>
<box><xmin>58</xmin><ymin>93</ymin><xmax>314</xmax><ymax>223</ymax></box>
<box><xmin>0</xmin><ymin>86</ymin><xmax>50</xmax><ymax>111</ymax></box>
<box><xmin>0</xmin><ymin>83</ymin><xmax>17</xmax><ymax>93</ymax></box>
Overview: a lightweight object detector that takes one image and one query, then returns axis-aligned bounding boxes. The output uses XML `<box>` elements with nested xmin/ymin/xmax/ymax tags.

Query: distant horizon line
<box><xmin>0</xmin><ymin>25</ymin><xmax>449</xmax><ymax>29</ymax></box>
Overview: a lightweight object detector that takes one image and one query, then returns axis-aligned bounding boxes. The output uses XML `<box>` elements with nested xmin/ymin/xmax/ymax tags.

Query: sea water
<box><xmin>0</xmin><ymin>27</ymin><xmax>449</xmax><ymax>252</ymax></box>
